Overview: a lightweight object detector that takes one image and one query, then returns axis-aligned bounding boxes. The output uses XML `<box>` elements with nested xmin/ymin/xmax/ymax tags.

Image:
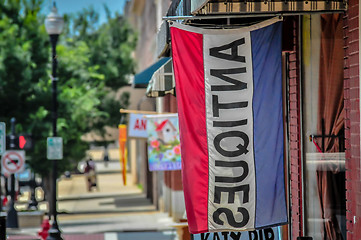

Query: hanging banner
<box><xmin>170</xmin><ymin>18</ymin><xmax>287</xmax><ymax>234</ymax></box>
<box><xmin>146</xmin><ymin>114</ymin><xmax>181</xmax><ymax>171</ymax></box>
<box><xmin>119</xmin><ymin>124</ymin><xmax>127</xmax><ymax>185</ymax></box>
<box><xmin>192</xmin><ymin>227</ymin><xmax>280</xmax><ymax>240</ymax></box>
<box><xmin>128</xmin><ymin>113</ymin><xmax>148</xmax><ymax>138</ymax></box>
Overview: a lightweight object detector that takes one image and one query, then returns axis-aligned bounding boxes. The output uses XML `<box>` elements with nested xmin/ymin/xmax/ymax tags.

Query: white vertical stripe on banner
<box><xmin>204</xmin><ymin>32</ymin><xmax>256</xmax><ymax>231</ymax></box>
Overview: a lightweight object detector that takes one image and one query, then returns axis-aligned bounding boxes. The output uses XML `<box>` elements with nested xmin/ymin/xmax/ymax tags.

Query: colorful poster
<box><xmin>146</xmin><ymin>114</ymin><xmax>181</xmax><ymax>171</ymax></box>
<box><xmin>170</xmin><ymin>18</ymin><xmax>287</xmax><ymax>233</ymax></box>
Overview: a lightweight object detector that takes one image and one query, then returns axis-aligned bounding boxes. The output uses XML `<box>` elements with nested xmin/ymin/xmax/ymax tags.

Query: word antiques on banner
<box><xmin>170</xmin><ymin>17</ymin><xmax>287</xmax><ymax>234</ymax></box>
<box><xmin>146</xmin><ymin>114</ymin><xmax>181</xmax><ymax>171</ymax></box>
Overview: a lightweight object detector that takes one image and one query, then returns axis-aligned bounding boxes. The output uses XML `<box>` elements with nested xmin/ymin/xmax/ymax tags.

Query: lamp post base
<box><xmin>6</xmin><ymin>203</ymin><xmax>18</xmax><ymax>228</ymax></box>
<box><xmin>46</xmin><ymin>223</ymin><xmax>63</xmax><ymax>240</ymax></box>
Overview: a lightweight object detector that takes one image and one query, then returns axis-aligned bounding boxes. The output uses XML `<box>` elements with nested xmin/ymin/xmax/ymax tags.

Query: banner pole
<box><xmin>119</xmin><ymin>109</ymin><xmax>171</xmax><ymax>115</ymax></box>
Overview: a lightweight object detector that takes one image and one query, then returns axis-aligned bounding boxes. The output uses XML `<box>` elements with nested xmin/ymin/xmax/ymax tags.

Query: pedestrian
<box><xmin>103</xmin><ymin>146</ymin><xmax>109</xmax><ymax>167</ymax></box>
<box><xmin>84</xmin><ymin>159</ymin><xmax>97</xmax><ymax>191</ymax></box>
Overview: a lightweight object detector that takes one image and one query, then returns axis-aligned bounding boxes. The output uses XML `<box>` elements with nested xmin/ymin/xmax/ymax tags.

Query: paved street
<box><xmin>5</xmin><ymin>163</ymin><xmax>177</xmax><ymax>240</ymax></box>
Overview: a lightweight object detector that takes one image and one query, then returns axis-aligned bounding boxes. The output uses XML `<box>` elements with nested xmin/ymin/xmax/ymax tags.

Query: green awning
<box><xmin>132</xmin><ymin>57</ymin><xmax>171</xmax><ymax>88</ymax></box>
<box><xmin>146</xmin><ymin>58</ymin><xmax>175</xmax><ymax>98</ymax></box>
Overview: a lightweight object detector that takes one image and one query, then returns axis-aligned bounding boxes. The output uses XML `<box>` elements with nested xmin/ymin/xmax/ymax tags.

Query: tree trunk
<box><xmin>42</xmin><ymin>175</ymin><xmax>52</xmax><ymax>217</ymax></box>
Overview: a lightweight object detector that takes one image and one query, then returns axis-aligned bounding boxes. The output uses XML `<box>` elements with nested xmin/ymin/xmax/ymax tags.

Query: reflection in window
<box><xmin>302</xmin><ymin>14</ymin><xmax>345</xmax><ymax>240</ymax></box>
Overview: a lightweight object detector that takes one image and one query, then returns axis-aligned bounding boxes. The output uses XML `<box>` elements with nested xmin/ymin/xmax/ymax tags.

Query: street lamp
<box><xmin>45</xmin><ymin>2</ymin><xmax>64</xmax><ymax>240</ymax></box>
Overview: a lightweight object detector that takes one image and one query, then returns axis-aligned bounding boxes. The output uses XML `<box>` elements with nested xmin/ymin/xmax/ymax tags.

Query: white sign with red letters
<box><xmin>128</xmin><ymin>113</ymin><xmax>148</xmax><ymax>138</ymax></box>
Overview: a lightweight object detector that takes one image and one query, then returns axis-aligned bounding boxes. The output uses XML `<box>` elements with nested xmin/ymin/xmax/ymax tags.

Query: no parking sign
<box><xmin>1</xmin><ymin>150</ymin><xmax>25</xmax><ymax>176</ymax></box>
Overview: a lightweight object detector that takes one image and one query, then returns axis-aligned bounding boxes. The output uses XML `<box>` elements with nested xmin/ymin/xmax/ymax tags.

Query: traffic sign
<box><xmin>6</xmin><ymin>134</ymin><xmax>34</xmax><ymax>151</ymax></box>
<box><xmin>0</xmin><ymin>122</ymin><xmax>5</xmax><ymax>155</ymax></box>
<box><xmin>19</xmin><ymin>134</ymin><xmax>34</xmax><ymax>150</ymax></box>
<box><xmin>47</xmin><ymin>137</ymin><xmax>63</xmax><ymax>160</ymax></box>
<box><xmin>19</xmin><ymin>135</ymin><xmax>26</xmax><ymax>149</ymax></box>
<box><xmin>1</xmin><ymin>150</ymin><xmax>25</xmax><ymax>175</ymax></box>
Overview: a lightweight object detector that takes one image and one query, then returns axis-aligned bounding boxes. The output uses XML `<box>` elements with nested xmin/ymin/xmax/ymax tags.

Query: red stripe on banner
<box><xmin>170</xmin><ymin>26</ymin><xmax>209</xmax><ymax>233</ymax></box>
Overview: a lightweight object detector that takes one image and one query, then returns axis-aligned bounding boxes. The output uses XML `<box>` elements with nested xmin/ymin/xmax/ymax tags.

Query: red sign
<box><xmin>1</xmin><ymin>150</ymin><xmax>25</xmax><ymax>175</ymax></box>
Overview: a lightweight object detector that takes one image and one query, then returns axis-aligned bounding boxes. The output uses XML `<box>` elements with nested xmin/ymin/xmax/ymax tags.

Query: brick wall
<box><xmin>287</xmin><ymin>17</ymin><xmax>303</xmax><ymax>239</ymax></box>
<box><xmin>344</xmin><ymin>0</ymin><xmax>361</xmax><ymax>239</ymax></box>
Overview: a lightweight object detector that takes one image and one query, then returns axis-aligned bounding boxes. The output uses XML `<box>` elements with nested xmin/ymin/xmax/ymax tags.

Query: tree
<box><xmin>0</xmin><ymin>0</ymin><xmax>136</xmax><ymax>177</ymax></box>
<box><xmin>0</xmin><ymin>0</ymin><xmax>51</xmax><ymax>175</ymax></box>
<box><xmin>65</xmin><ymin>6</ymin><xmax>136</xmax><ymax>133</ymax></box>
<box><xmin>67</xmin><ymin>5</ymin><xmax>137</xmax><ymax>89</ymax></box>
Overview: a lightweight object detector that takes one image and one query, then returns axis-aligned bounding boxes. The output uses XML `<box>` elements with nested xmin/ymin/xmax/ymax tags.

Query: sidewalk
<box><xmin>7</xmin><ymin>231</ymin><xmax>177</xmax><ymax>240</ymax></box>
<box><xmin>6</xmin><ymin>170</ymin><xmax>176</xmax><ymax>239</ymax></box>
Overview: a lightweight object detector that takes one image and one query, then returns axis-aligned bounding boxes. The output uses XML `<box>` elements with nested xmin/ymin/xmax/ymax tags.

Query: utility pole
<box><xmin>6</xmin><ymin>117</ymin><xmax>18</xmax><ymax>228</ymax></box>
<box><xmin>0</xmin><ymin>122</ymin><xmax>4</xmax><ymax>213</ymax></box>
<box><xmin>0</xmin><ymin>122</ymin><xmax>6</xmax><ymax>239</ymax></box>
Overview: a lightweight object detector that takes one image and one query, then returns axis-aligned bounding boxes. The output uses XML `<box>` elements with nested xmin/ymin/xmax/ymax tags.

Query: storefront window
<box><xmin>302</xmin><ymin>14</ymin><xmax>346</xmax><ymax>240</ymax></box>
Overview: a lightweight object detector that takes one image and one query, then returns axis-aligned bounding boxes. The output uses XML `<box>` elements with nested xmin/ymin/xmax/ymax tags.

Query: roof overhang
<box><xmin>156</xmin><ymin>20</ymin><xmax>170</xmax><ymax>58</ymax></box>
<box><xmin>190</xmin><ymin>0</ymin><xmax>347</xmax><ymax>16</ymax></box>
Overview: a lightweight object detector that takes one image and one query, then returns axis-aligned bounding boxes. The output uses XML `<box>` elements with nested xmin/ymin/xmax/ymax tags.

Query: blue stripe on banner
<box><xmin>250</xmin><ymin>22</ymin><xmax>288</xmax><ymax>228</ymax></box>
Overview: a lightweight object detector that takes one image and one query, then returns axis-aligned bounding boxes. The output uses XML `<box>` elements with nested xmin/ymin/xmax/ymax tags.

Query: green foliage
<box><xmin>69</xmin><ymin>7</ymin><xmax>137</xmax><ymax>89</ymax></box>
<box><xmin>0</xmin><ymin>0</ymin><xmax>136</xmax><ymax>177</ymax></box>
<box><xmin>0</xmin><ymin>0</ymin><xmax>50</xmax><ymax>175</ymax></box>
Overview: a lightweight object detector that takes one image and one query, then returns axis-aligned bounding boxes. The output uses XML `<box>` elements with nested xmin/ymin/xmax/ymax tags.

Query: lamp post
<box><xmin>45</xmin><ymin>3</ymin><xmax>64</xmax><ymax>240</ymax></box>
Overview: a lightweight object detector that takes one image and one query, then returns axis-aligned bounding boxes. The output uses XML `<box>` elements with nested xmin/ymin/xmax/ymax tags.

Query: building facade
<box><xmin>129</xmin><ymin>0</ymin><xmax>360</xmax><ymax>239</ymax></box>
<box><xmin>124</xmin><ymin>0</ymin><xmax>187</xmax><ymax>222</ymax></box>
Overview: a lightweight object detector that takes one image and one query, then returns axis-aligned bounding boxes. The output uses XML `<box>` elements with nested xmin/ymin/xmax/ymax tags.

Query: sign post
<box><xmin>0</xmin><ymin>122</ymin><xmax>5</xmax><ymax>213</ymax></box>
<box><xmin>6</xmin><ymin>117</ymin><xmax>19</xmax><ymax>228</ymax></box>
<box><xmin>0</xmin><ymin>122</ymin><xmax>5</xmax><ymax>155</ymax></box>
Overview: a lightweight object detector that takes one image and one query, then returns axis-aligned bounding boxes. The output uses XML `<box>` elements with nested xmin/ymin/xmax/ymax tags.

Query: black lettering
<box><xmin>215</xmin><ymin>161</ymin><xmax>248</xmax><ymax>183</ymax></box>
<box><xmin>221</xmin><ymin>232</ymin><xmax>229</xmax><ymax>240</ymax></box>
<box><xmin>215</xmin><ymin>160</ymin><xmax>248</xmax><ymax>168</ymax></box>
<box><xmin>201</xmin><ymin>233</ymin><xmax>210</xmax><ymax>240</ymax></box>
<box><xmin>214</xmin><ymin>185</ymin><xmax>250</xmax><ymax>204</ymax></box>
<box><xmin>230</xmin><ymin>232</ymin><xmax>241</xmax><ymax>240</ymax></box>
<box><xmin>249</xmin><ymin>231</ymin><xmax>258</xmax><ymax>240</ymax></box>
<box><xmin>212</xmin><ymin>95</ymin><xmax>248</xmax><ymax>117</ymax></box>
<box><xmin>264</xmin><ymin>228</ymin><xmax>275</xmax><ymax>240</ymax></box>
<box><xmin>213</xmin><ymin>119</ymin><xmax>247</xmax><ymax>127</ymax></box>
<box><xmin>215</xmin><ymin>170</ymin><xmax>248</xmax><ymax>183</ymax></box>
<box><xmin>212</xmin><ymin>207</ymin><xmax>250</xmax><ymax>228</ymax></box>
<box><xmin>214</xmin><ymin>131</ymin><xmax>249</xmax><ymax>157</ymax></box>
<box><xmin>213</xmin><ymin>233</ymin><xmax>221</xmax><ymax>240</ymax></box>
<box><xmin>210</xmin><ymin>68</ymin><xmax>247</xmax><ymax>91</ymax></box>
<box><xmin>209</xmin><ymin>38</ymin><xmax>246</xmax><ymax>62</ymax></box>
<box><xmin>259</xmin><ymin>230</ymin><xmax>263</xmax><ymax>240</ymax></box>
